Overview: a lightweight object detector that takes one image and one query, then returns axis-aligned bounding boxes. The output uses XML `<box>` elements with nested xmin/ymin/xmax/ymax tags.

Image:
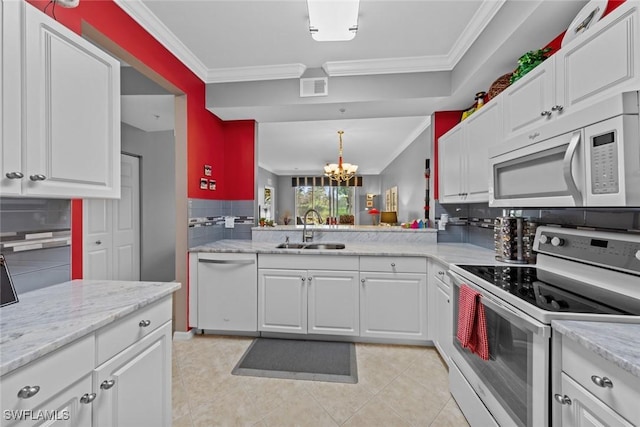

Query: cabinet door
<box><xmin>501</xmin><ymin>57</ymin><xmax>555</xmax><ymax>140</ymax></box>
<box><xmin>258</xmin><ymin>269</ymin><xmax>307</xmax><ymax>334</ymax></box>
<box><xmin>93</xmin><ymin>321</ymin><xmax>172</xmax><ymax>427</ymax></box>
<box><xmin>307</xmin><ymin>270</ymin><xmax>359</xmax><ymax>336</ymax></box>
<box><xmin>435</xmin><ymin>281</ymin><xmax>452</xmax><ymax>365</ymax></box>
<box><xmin>360</xmin><ymin>272</ymin><xmax>427</xmax><ymax>340</ymax></box>
<box><xmin>197</xmin><ymin>254</ymin><xmax>257</xmax><ymax>331</ymax></box>
<box><xmin>23</xmin><ymin>2</ymin><xmax>120</xmax><ymax>199</ymax></box>
<box><xmin>438</xmin><ymin>126</ymin><xmax>465</xmax><ymax>203</ymax></box>
<box><xmin>463</xmin><ymin>100</ymin><xmax>502</xmax><ymax>202</ymax></box>
<box><xmin>560</xmin><ymin>374</ymin><xmax>634</xmax><ymax>427</ymax></box>
<box><xmin>557</xmin><ymin>5</ymin><xmax>639</xmax><ymax>115</ymax></box>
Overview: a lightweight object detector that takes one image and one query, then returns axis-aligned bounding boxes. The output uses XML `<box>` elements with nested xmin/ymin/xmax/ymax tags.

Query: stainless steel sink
<box><xmin>303</xmin><ymin>243</ymin><xmax>346</xmax><ymax>250</ymax></box>
<box><xmin>275</xmin><ymin>243</ymin><xmax>306</xmax><ymax>249</ymax></box>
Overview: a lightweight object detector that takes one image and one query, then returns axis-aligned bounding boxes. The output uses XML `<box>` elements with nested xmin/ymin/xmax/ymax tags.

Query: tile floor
<box><xmin>172</xmin><ymin>335</ymin><xmax>469</xmax><ymax>426</ymax></box>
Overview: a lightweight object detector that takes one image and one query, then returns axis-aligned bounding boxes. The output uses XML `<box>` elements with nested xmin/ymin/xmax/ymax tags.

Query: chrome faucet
<box><xmin>302</xmin><ymin>208</ymin><xmax>322</xmax><ymax>242</ymax></box>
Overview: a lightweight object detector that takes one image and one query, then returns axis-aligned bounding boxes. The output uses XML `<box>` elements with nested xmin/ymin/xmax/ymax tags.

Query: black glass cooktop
<box><xmin>458</xmin><ymin>265</ymin><xmax>636</xmax><ymax>315</ymax></box>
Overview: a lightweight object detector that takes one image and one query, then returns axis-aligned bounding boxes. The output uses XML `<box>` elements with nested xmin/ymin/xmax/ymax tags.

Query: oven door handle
<box><xmin>448</xmin><ymin>270</ymin><xmax>551</xmax><ymax>338</ymax></box>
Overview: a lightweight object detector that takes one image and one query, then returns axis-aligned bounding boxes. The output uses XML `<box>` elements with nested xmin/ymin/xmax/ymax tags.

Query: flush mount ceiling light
<box><xmin>307</xmin><ymin>0</ymin><xmax>360</xmax><ymax>41</ymax></box>
<box><xmin>324</xmin><ymin>130</ymin><xmax>358</xmax><ymax>183</ymax></box>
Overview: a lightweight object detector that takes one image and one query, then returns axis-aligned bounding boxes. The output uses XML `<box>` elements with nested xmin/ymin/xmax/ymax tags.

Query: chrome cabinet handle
<box><xmin>95</xmin><ymin>240</ymin><xmax>102</xmax><ymax>245</ymax></box>
<box><xmin>554</xmin><ymin>394</ymin><xmax>572</xmax><ymax>405</ymax></box>
<box><xmin>301</xmin><ymin>277</ymin><xmax>306</xmax><ymax>282</ymax></box>
<box><xmin>5</xmin><ymin>172</ymin><xmax>24</xmax><ymax>179</ymax></box>
<box><xmin>198</xmin><ymin>259</ymin><xmax>255</xmax><ymax>265</ymax></box>
<box><xmin>591</xmin><ymin>375</ymin><xmax>613</xmax><ymax>388</ymax></box>
<box><xmin>139</xmin><ymin>320</ymin><xmax>151</xmax><ymax>327</ymax></box>
<box><xmin>29</xmin><ymin>174</ymin><xmax>46</xmax><ymax>181</ymax></box>
<box><xmin>551</xmin><ymin>105</ymin><xmax>564</xmax><ymax>112</ymax></box>
<box><xmin>528</xmin><ymin>132</ymin><xmax>540</xmax><ymax>140</ymax></box>
<box><xmin>17</xmin><ymin>385</ymin><xmax>40</xmax><ymax>399</ymax></box>
<box><xmin>100</xmin><ymin>379</ymin><xmax>116</xmax><ymax>390</ymax></box>
<box><xmin>390</xmin><ymin>263</ymin><xmax>396</xmax><ymax>267</ymax></box>
<box><xmin>308</xmin><ymin>277</ymin><xmax>312</xmax><ymax>282</ymax></box>
<box><xmin>80</xmin><ymin>393</ymin><xmax>97</xmax><ymax>404</ymax></box>
<box><xmin>541</xmin><ymin>110</ymin><xmax>552</xmax><ymax>117</ymax></box>
<box><xmin>361</xmin><ymin>279</ymin><xmax>365</xmax><ymax>284</ymax></box>
<box><xmin>437</xmin><ymin>271</ymin><xmax>445</xmax><ymax>276</ymax></box>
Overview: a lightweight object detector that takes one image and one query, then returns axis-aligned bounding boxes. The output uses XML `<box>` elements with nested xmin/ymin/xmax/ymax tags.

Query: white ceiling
<box><xmin>121</xmin><ymin>95</ymin><xmax>175</xmax><ymax>132</ymax></box>
<box><xmin>115</xmin><ymin>0</ymin><xmax>587</xmax><ymax>175</ymax></box>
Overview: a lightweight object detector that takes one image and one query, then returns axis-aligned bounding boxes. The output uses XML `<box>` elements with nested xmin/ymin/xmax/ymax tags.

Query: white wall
<box><xmin>121</xmin><ymin>123</ymin><xmax>176</xmax><ymax>281</ymax></box>
<box><xmin>380</xmin><ymin>127</ymin><xmax>431</xmax><ymax>223</ymax></box>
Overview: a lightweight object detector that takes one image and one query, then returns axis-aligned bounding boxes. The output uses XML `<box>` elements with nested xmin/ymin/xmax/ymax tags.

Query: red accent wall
<box><xmin>24</xmin><ymin>0</ymin><xmax>256</xmax><ymax>280</ymax></box>
<box><xmin>432</xmin><ymin>111</ymin><xmax>464</xmax><ymax>200</ymax></box>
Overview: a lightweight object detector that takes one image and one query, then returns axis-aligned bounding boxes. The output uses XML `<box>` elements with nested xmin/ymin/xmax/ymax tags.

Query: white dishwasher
<box><xmin>189</xmin><ymin>252</ymin><xmax>257</xmax><ymax>332</ymax></box>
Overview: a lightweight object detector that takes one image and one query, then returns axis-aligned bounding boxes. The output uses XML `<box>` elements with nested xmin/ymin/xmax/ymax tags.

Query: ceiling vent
<box><xmin>300</xmin><ymin>77</ymin><xmax>328</xmax><ymax>97</ymax></box>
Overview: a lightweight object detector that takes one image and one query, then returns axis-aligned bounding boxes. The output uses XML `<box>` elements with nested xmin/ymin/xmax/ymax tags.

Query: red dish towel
<box><xmin>456</xmin><ymin>284</ymin><xmax>489</xmax><ymax>361</ymax></box>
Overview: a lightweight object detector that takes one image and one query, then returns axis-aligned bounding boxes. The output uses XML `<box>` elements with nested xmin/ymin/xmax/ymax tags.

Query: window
<box><xmin>295</xmin><ymin>185</ymin><xmax>355</xmax><ymax>224</ymax></box>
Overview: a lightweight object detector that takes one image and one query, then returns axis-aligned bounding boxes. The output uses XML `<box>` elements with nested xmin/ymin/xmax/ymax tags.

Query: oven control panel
<box><xmin>534</xmin><ymin>226</ymin><xmax>640</xmax><ymax>275</ymax></box>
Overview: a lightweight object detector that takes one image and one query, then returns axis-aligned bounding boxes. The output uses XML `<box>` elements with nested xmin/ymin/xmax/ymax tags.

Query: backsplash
<box><xmin>436</xmin><ymin>202</ymin><xmax>640</xmax><ymax>249</ymax></box>
<box><xmin>188</xmin><ymin>199</ymin><xmax>255</xmax><ymax>248</ymax></box>
<box><xmin>0</xmin><ymin>198</ymin><xmax>71</xmax><ymax>294</ymax></box>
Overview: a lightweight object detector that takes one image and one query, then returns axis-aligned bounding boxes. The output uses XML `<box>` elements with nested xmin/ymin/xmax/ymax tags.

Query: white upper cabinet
<box><xmin>557</xmin><ymin>4</ymin><xmax>639</xmax><ymax>115</ymax></box>
<box><xmin>1</xmin><ymin>1</ymin><xmax>120</xmax><ymax>198</ymax></box>
<box><xmin>438</xmin><ymin>99</ymin><xmax>503</xmax><ymax>204</ymax></box>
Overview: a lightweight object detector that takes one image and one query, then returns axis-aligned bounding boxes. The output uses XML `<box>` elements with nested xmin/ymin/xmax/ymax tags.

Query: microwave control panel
<box><xmin>590</xmin><ymin>130</ymin><xmax>619</xmax><ymax>194</ymax></box>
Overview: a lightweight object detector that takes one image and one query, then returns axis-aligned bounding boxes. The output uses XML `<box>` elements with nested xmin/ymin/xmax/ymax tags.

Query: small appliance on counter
<box><xmin>1</xmin><ymin>254</ymin><xmax>19</xmax><ymax>307</ymax></box>
<box><xmin>494</xmin><ymin>217</ymin><xmax>537</xmax><ymax>263</ymax></box>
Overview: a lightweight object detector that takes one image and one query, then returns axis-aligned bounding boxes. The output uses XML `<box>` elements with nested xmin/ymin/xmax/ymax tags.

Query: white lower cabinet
<box><xmin>258</xmin><ymin>268</ymin><xmax>360</xmax><ymax>336</ymax></box>
<box><xmin>189</xmin><ymin>253</ymin><xmax>257</xmax><ymax>332</ymax></box>
<box><xmin>257</xmin><ymin>254</ymin><xmax>360</xmax><ymax>336</ymax></box>
<box><xmin>0</xmin><ymin>296</ymin><xmax>173</xmax><ymax>427</ymax></box>
<box><xmin>429</xmin><ymin>260</ymin><xmax>452</xmax><ymax>364</ymax></box>
<box><xmin>93</xmin><ymin>321</ymin><xmax>172</xmax><ymax>427</ymax></box>
<box><xmin>553</xmin><ymin>333</ymin><xmax>640</xmax><ymax>427</ymax></box>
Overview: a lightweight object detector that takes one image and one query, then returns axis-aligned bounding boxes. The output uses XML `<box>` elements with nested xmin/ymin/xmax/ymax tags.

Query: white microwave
<box><xmin>489</xmin><ymin>91</ymin><xmax>640</xmax><ymax>207</ymax></box>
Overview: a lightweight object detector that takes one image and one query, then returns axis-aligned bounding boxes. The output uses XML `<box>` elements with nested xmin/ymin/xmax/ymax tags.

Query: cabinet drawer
<box><xmin>96</xmin><ymin>296</ymin><xmax>172</xmax><ymax>365</ymax></box>
<box><xmin>562</xmin><ymin>337</ymin><xmax>640</xmax><ymax>425</ymax></box>
<box><xmin>360</xmin><ymin>256</ymin><xmax>427</xmax><ymax>274</ymax></box>
<box><xmin>258</xmin><ymin>254</ymin><xmax>358</xmax><ymax>271</ymax></box>
<box><xmin>1</xmin><ymin>335</ymin><xmax>95</xmax><ymax>415</ymax></box>
<box><xmin>430</xmin><ymin>260</ymin><xmax>450</xmax><ymax>286</ymax></box>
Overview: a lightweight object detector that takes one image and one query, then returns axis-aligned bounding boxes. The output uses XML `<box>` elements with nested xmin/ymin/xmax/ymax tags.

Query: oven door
<box><xmin>448</xmin><ymin>271</ymin><xmax>551</xmax><ymax>427</ymax></box>
<box><xmin>489</xmin><ymin>129</ymin><xmax>585</xmax><ymax>207</ymax></box>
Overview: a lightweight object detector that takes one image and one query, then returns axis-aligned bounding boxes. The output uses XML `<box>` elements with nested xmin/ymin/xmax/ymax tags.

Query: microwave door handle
<box><xmin>562</xmin><ymin>131</ymin><xmax>583</xmax><ymax>206</ymax></box>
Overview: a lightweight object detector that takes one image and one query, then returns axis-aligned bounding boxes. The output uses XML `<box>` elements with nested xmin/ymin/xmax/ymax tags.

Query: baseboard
<box><xmin>173</xmin><ymin>329</ymin><xmax>195</xmax><ymax>341</ymax></box>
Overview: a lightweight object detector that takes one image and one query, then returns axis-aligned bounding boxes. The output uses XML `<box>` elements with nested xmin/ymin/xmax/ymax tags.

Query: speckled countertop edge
<box><xmin>552</xmin><ymin>320</ymin><xmax>640</xmax><ymax>378</ymax></box>
<box><xmin>189</xmin><ymin>240</ymin><xmax>502</xmax><ymax>266</ymax></box>
<box><xmin>0</xmin><ymin>280</ymin><xmax>181</xmax><ymax>376</ymax></box>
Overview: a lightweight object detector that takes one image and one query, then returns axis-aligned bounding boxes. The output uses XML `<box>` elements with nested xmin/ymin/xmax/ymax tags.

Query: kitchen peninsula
<box><xmin>0</xmin><ymin>280</ymin><xmax>180</xmax><ymax>427</ymax></box>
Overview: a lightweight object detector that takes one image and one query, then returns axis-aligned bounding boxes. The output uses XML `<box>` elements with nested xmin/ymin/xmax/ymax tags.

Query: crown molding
<box><xmin>378</xmin><ymin>116</ymin><xmax>432</xmax><ymax>173</ymax></box>
<box><xmin>205</xmin><ymin>64</ymin><xmax>307</xmax><ymax>83</ymax></box>
<box><xmin>113</xmin><ymin>0</ymin><xmax>208</xmax><ymax>81</ymax></box>
<box><xmin>322</xmin><ymin>0</ymin><xmax>506</xmax><ymax>77</ymax></box>
<box><xmin>322</xmin><ymin>55</ymin><xmax>451</xmax><ymax>77</ymax></box>
<box><xmin>447</xmin><ymin>0</ymin><xmax>506</xmax><ymax>68</ymax></box>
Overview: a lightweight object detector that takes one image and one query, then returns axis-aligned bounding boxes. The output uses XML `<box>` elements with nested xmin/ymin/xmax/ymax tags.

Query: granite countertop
<box><xmin>552</xmin><ymin>320</ymin><xmax>640</xmax><ymax>379</ymax></box>
<box><xmin>189</xmin><ymin>239</ymin><xmax>500</xmax><ymax>266</ymax></box>
<box><xmin>0</xmin><ymin>280</ymin><xmax>181</xmax><ymax>376</ymax></box>
<box><xmin>252</xmin><ymin>225</ymin><xmax>437</xmax><ymax>233</ymax></box>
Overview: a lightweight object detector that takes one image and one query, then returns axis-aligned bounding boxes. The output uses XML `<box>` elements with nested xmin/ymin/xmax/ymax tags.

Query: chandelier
<box><xmin>324</xmin><ymin>130</ymin><xmax>358</xmax><ymax>183</ymax></box>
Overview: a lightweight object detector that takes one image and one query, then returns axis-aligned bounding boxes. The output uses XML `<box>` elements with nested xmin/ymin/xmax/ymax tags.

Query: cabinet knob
<box><xmin>551</xmin><ymin>105</ymin><xmax>564</xmax><ymax>112</ymax></box>
<box><xmin>100</xmin><ymin>379</ymin><xmax>116</xmax><ymax>390</ymax></box>
<box><xmin>308</xmin><ymin>277</ymin><xmax>312</xmax><ymax>282</ymax></box>
<box><xmin>301</xmin><ymin>277</ymin><xmax>306</xmax><ymax>282</ymax></box>
<box><xmin>95</xmin><ymin>240</ymin><xmax>102</xmax><ymax>245</ymax></box>
<box><xmin>591</xmin><ymin>375</ymin><xmax>613</xmax><ymax>388</ymax></box>
<box><xmin>80</xmin><ymin>393</ymin><xmax>97</xmax><ymax>404</ymax></box>
<box><xmin>5</xmin><ymin>171</ymin><xmax>24</xmax><ymax>179</ymax></box>
<box><xmin>361</xmin><ymin>279</ymin><xmax>365</xmax><ymax>284</ymax></box>
<box><xmin>29</xmin><ymin>174</ymin><xmax>47</xmax><ymax>181</ymax></box>
<box><xmin>17</xmin><ymin>385</ymin><xmax>40</xmax><ymax>399</ymax></box>
<box><xmin>528</xmin><ymin>132</ymin><xmax>540</xmax><ymax>140</ymax></box>
<box><xmin>438</xmin><ymin>271</ymin><xmax>445</xmax><ymax>276</ymax></box>
<box><xmin>553</xmin><ymin>394</ymin><xmax>572</xmax><ymax>405</ymax></box>
<box><xmin>541</xmin><ymin>110</ymin><xmax>552</xmax><ymax>117</ymax></box>
<box><xmin>390</xmin><ymin>263</ymin><xmax>396</xmax><ymax>267</ymax></box>
<box><xmin>138</xmin><ymin>319</ymin><xmax>151</xmax><ymax>327</ymax></box>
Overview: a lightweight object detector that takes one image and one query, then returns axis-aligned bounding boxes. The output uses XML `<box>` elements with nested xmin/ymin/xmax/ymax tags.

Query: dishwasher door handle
<box><xmin>198</xmin><ymin>258</ymin><xmax>255</xmax><ymax>265</ymax></box>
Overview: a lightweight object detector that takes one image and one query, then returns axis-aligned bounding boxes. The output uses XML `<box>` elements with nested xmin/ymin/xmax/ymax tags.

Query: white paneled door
<box><xmin>84</xmin><ymin>154</ymin><xmax>140</xmax><ymax>280</ymax></box>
